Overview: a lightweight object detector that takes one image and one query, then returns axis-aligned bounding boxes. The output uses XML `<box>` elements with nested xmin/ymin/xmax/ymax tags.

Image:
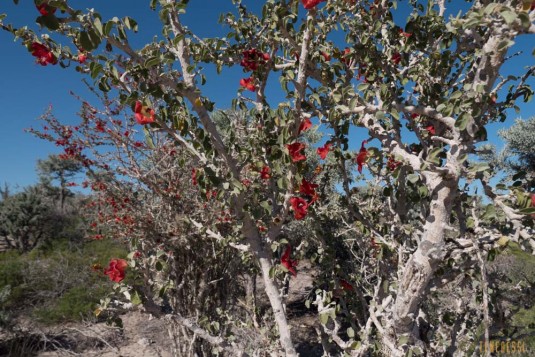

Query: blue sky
<box><xmin>0</xmin><ymin>1</ymin><xmax>533</xmax><ymax>190</ymax></box>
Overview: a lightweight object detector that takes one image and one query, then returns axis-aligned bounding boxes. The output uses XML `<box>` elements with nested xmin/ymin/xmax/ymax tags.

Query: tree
<box><xmin>2</xmin><ymin>1</ymin><xmax>535</xmax><ymax>355</ymax></box>
<box><xmin>37</xmin><ymin>154</ymin><xmax>82</xmax><ymax>213</ymax></box>
<box><xmin>499</xmin><ymin>116</ymin><xmax>535</xmax><ymax>173</ymax></box>
<box><xmin>0</xmin><ymin>185</ymin><xmax>51</xmax><ymax>252</ymax></box>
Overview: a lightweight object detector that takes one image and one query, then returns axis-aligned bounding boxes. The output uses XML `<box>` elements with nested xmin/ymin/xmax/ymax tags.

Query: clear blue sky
<box><xmin>0</xmin><ymin>1</ymin><xmax>533</xmax><ymax>190</ymax></box>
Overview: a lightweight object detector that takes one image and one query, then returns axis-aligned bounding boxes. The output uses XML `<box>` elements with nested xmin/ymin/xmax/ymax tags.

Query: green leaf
<box><xmin>482</xmin><ymin>204</ymin><xmax>496</xmax><ymax>220</ymax></box>
<box><xmin>407</xmin><ymin>174</ymin><xmax>419</xmax><ymax>183</ymax></box>
<box><xmin>131</xmin><ymin>291</ymin><xmax>142</xmax><ymax>305</ymax></box>
<box><xmin>500</xmin><ymin>10</ymin><xmax>517</xmax><ymax>25</ymax></box>
<box><xmin>455</xmin><ymin>112</ymin><xmax>471</xmax><ymax>131</ymax></box>
<box><xmin>143</xmin><ymin>127</ymin><xmax>155</xmax><ymax>149</ymax></box>
<box><xmin>36</xmin><ymin>15</ymin><xmax>60</xmax><ymax>30</ymax></box>
<box><xmin>450</xmin><ymin>91</ymin><xmax>462</xmax><ymax>100</ymax></box>
<box><xmin>319</xmin><ymin>312</ymin><xmax>329</xmax><ymax>325</ymax></box>
<box><xmin>144</xmin><ymin>56</ymin><xmax>160</xmax><ymax>68</ymax></box>
<box><xmin>347</xmin><ymin>327</ymin><xmax>355</xmax><ymax>338</ymax></box>
<box><xmin>519</xmin><ymin>207</ymin><xmax>535</xmax><ymax>214</ymax></box>
<box><xmin>93</xmin><ymin>17</ymin><xmax>103</xmax><ymax>35</ymax></box>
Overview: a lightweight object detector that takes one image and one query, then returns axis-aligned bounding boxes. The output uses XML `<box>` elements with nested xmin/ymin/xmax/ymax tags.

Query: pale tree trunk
<box><xmin>242</xmin><ymin>216</ymin><xmax>298</xmax><ymax>357</ymax></box>
<box><xmin>388</xmin><ymin>174</ymin><xmax>458</xmax><ymax>352</ymax></box>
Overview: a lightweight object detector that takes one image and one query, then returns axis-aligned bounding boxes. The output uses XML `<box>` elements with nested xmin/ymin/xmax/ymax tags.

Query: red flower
<box><xmin>36</xmin><ymin>2</ymin><xmax>56</xmax><ymax>16</ymax></box>
<box><xmin>298</xmin><ymin>117</ymin><xmax>312</xmax><ymax>134</ymax></box>
<box><xmin>290</xmin><ymin>197</ymin><xmax>308</xmax><ymax>220</ymax></box>
<box><xmin>321</xmin><ymin>51</ymin><xmax>331</xmax><ymax>61</ymax></box>
<box><xmin>281</xmin><ymin>245</ymin><xmax>298</xmax><ymax>276</ymax></box>
<box><xmin>425</xmin><ymin>125</ymin><xmax>436</xmax><ymax>135</ymax></box>
<box><xmin>301</xmin><ymin>0</ymin><xmax>326</xmax><ymax>10</ymax></box>
<box><xmin>299</xmin><ymin>178</ymin><xmax>319</xmax><ymax>203</ymax></box>
<box><xmin>31</xmin><ymin>42</ymin><xmax>57</xmax><ymax>66</ymax></box>
<box><xmin>78</xmin><ymin>53</ymin><xmax>87</xmax><ymax>64</ymax></box>
<box><xmin>392</xmin><ymin>52</ymin><xmax>401</xmax><ymax>65</ymax></box>
<box><xmin>241</xmin><ymin>49</ymin><xmax>270</xmax><ymax>71</ymax></box>
<box><xmin>342</xmin><ymin>47</ymin><xmax>352</xmax><ymax>65</ymax></box>
<box><xmin>240</xmin><ymin>77</ymin><xmax>256</xmax><ymax>92</ymax></box>
<box><xmin>531</xmin><ymin>194</ymin><xmax>535</xmax><ymax>207</ymax></box>
<box><xmin>93</xmin><ymin>234</ymin><xmax>104</xmax><ymax>240</ymax></box>
<box><xmin>298</xmin><ymin>180</ymin><xmax>314</xmax><ymax>195</ymax></box>
<box><xmin>134</xmin><ymin>101</ymin><xmax>155</xmax><ymax>125</ymax></box>
<box><xmin>287</xmin><ymin>142</ymin><xmax>307</xmax><ymax>162</ymax></box>
<box><xmin>260</xmin><ymin>166</ymin><xmax>271</xmax><ymax>180</ymax></box>
<box><xmin>133</xmin><ymin>251</ymin><xmax>142</xmax><ymax>259</ymax></box>
<box><xmin>399</xmin><ymin>29</ymin><xmax>412</xmax><ymax>38</ymax></box>
<box><xmin>104</xmin><ymin>258</ymin><xmax>128</xmax><ymax>283</ymax></box>
<box><xmin>356</xmin><ymin>140</ymin><xmax>368</xmax><ymax>174</ymax></box>
<box><xmin>317</xmin><ymin>142</ymin><xmax>332</xmax><ymax>160</ymax></box>
<box><xmin>191</xmin><ymin>168</ymin><xmax>198</xmax><ymax>186</ymax></box>
<box><xmin>411</xmin><ymin>113</ymin><xmax>419</xmax><ymax>119</ymax></box>
<box><xmin>340</xmin><ymin>279</ymin><xmax>354</xmax><ymax>292</ymax></box>
<box><xmin>386</xmin><ymin>156</ymin><xmax>402</xmax><ymax>171</ymax></box>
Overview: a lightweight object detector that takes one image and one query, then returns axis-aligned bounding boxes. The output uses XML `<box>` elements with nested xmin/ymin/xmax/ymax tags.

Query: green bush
<box><xmin>0</xmin><ymin>238</ymin><xmax>127</xmax><ymax>325</ymax></box>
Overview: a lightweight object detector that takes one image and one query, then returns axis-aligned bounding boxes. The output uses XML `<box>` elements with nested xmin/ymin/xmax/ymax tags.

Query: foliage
<box><xmin>0</xmin><ymin>238</ymin><xmax>126</xmax><ymax>325</ymax></box>
<box><xmin>499</xmin><ymin>116</ymin><xmax>535</xmax><ymax>174</ymax></box>
<box><xmin>1</xmin><ymin>0</ymin><xmax>535</xmax><ymax>356</ymax></box>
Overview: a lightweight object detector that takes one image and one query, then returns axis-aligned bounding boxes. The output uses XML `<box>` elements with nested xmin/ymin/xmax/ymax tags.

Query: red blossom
<box><xmin>298</xmin><ymin>117</ymin><xmax>312</xmax><ymax>134</ymax></box>
<box><xmin>321</xmin><ymin>51</ymin><xmax>331</xmax><ymax>61</ymax></box>
<box><xmin>78</xmin><ymin>53</ymin><xmax>87</xmax><ymax>64</ymax></box>
<box><xmin>411</xmin><ymin>113</ymin><xmax>419</xmax><ymax>119</ymax></box>
<box><xmin>93</xmin><ymin>234</ymin><xmax>104</xmax><ymax>240</ymax></box>
<box><xmin>299</xmin><ymin>178</ymin><xmax>319</xmax><ymax>203</ymax></box>
<box><xmin>340</xmin><ymin>279</ymin><xmax>354</xmax><ymax>292</ymax></box>
<box><xmin>290</xmin><ymin>196</ymin><xmax>308</xmax><ymax>220</ymax></box>
<box><xmin>425</xmin><ymin>125</ymin><xmax>436</xmax><ymax>135</ymax></box>
<box><xmin>392</xmin><ymin>52</ymin><xmax>401</xmax><ymax>65</ymax></box>
<box><xmin>260</xmin><ymin>166</ymin><xmax>271</xmax><ymax>179</ymax></box>
<box><xmin>287</xmin><ymin>142</ymin><xmax>307</xmax><ymax>162</ymax></box>
<box><xmin>386</xmin><ymin>156</ymin><xmax>402</xmax><ymax>171</ymax></box>
<box><xmin>356</xmin><ymin>140</ymin><xmax>368</xmax><ymax>174</ymax></box>
<box><xmin>317</xmin><ymin>142</ymin><xmax>332</xmax><ymax>160</ymax></box>
<box><xmin>36</xmin><ymin>2</ymin><xmax>56</xmax><ymax>16</ymax></box>
<box><xmin>240</xmin><ymin>77</ymin><xmax>256</xmax><ymax>92</ymax></box>
<box><xmin>281</xmin><ymin>245</ymin><xmax>298</xmax><ymax>276</ymax></box>
<box><xmin>31</xmin><ymin>42</ymin><xmax>57</xmax><ymax>66</ymax></box>
<box><xmin>134</xmin><ymin>101</ymin><xmax>155</xmax><ymax>125</ymax></box>
<box><xmin>133</xmin><ymin>251</ymin><xmax>142</xmax><ymax>259</ymax></box>
<box><xmin>191</xmin><ymin>168</ymin><xmax>198</xmax><ymax>186</ymax></box>
<box><xmin>104</xmin><ymin>258</ymin><xmax>128</xmax><ymax>283</ymax></box>
<box><xmin>241</xmin><ymin>49</ymin><xmax>270</xmax><ymax>71</ymax></box>
<box><xmin>301</xmin><ymin>0</ymin><xmax>326</xmax><ymax>10</ymax></box>
<box><xmin>399</xmin><ymin>29</ymin><xmax>412</xmax><ymax>38</ymax></box>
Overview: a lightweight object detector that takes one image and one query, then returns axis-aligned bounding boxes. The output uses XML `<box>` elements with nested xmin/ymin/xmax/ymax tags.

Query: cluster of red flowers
<box><xmin>317</xmin><ymin>142</ymin><xmax>332</xmax><ymax>160</ymax></box>
<box><xmin>239</xmin><ymin>48</ymin><xmax>270</xmax><ymax>92</ymax></box>
<box><xmin>298</xmin><ymin>117</ymin><xmax>312</xmax><ymax>134</ymax></box>
<box><xmin>239</xmin><ymin>77</ymin><xmax>256</xmax><ymax>92</ymax></box>
<box><xmin>240</xmin><ymin>49</ymin><xmax>270</xmax><ymax>71</ymax></box>
<box><xmin>301</xmin><ymin>0</ymin><xmax>326</xmax><ymax>10</ymax></box>
<box><xmin>289</xmin><ymin>178</ymin><xmax>319</xmax><ymax>220</ymax></box>
<box><xmin>134</xmin><ymin>101</ymin><xmax>155</xmax><ymax>125</ymax></box>
<box><xmin>356</xmin><ymin>140</ymin><xmax>368</xmax><ymax>174</ymax></box>
<box><xmin>386</xmin><ymin>156</ymin><xmax>402</xmax><ymax>171</ymax></box>
<box><xmin>104</xmin><ymin>258</ymin><xmax>128</xmax><ymax>283</ymax></box>
<box><xmin>260</xmin><ymin>166</ymin><xmax>270</xmax><ymax>180</ymax></box>
<box><xmin>31</xmin><ymin>42</ymin><xmax>57</xmax><ymax>66</ymax></box>
<box><xmin>392</xmin><ymin>52</ymin><xmax>402</xmax><ymax>65</ymax></box>
<box><xmin>287</xmin><ymin>142</ymin><xmax>307</xmax><ymax>162</ymax></box>
<box><xmin>280</xmin><ymin>245</ymin><xmax>298</xmax><ymax>276</ymax></box>
<box><xmin>36</xmin><ymin>1</ymin><xmax>56</xmax><ymax>16</ymax></box>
